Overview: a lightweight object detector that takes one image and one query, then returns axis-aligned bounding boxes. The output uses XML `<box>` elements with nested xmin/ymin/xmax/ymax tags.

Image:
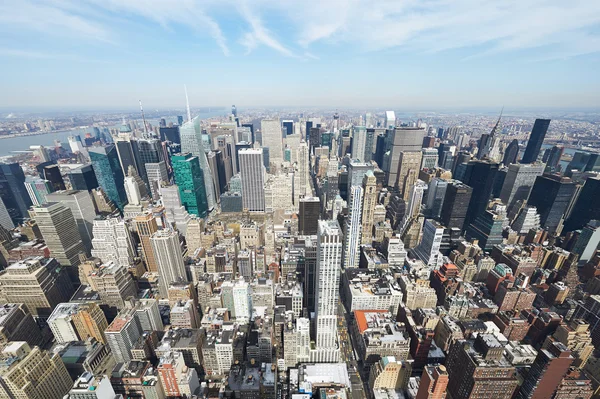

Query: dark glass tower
<box><xmin>439</xmin><ymin>181</ymin><xmax>473</xmax><ymax>230</ymax></box>
<box><xmin>521</xmin><ymin>119</ymin><xmax>551</xmax><ymax>164</ymax></box>
<box><xmin>89</xmin><ymin>145</ymin><xmax>127</xmax><ymax>210</ymax></box>
<box><xmin>67</xmin><ymin>164</ymin><xmax>98</xmax><ymax>191</ymax></box>
<box><xmin>564</xmin><ymin>175</ymin><xmax>600</xmax><ymax>232</ymax></box>
<box><xmin>0</xmin><ymin>163</ymin><xmax>32</xmax><ymax>224</ymax></box>
<box><xmin>462</xmin><ymin>160</ymin><xmax>499</xmax><ymax>230</ymax></box>
<box><xmin>502</xmin><ymin>139</ymin><xmax>519</xmax><ymax>166</ymax></box>
<box><xmin>115</xmin><ymin>138</ymin><xmax>146</xmax><ymax>183</ymax></box>
<box><xmin>298</xmin><ymin>197</ymin><xmax>320</xmax><ymax>235</ymax></box>
<box><xmin>159</xmin><ymin>126</ymin><xmax>181</xmax><ymax>144</ymax></box>
<box><xmin>542</xmin><ymin>145</ymin><xmax>564</xmax><ymax>172</ymax></box>
<box><xmin>465</xmin><ymin>210</ymin><xmax>504</xmax><ymax>251</ymax></box>
<box><xmin>528</xmin><ymin>174</ymin><xmax>577</xmax><ymax>234</ymax></box>
<box><xmin>36</xmin><ymin>162</ymin><xmax>66</xmax><ymax>192</ymax></box>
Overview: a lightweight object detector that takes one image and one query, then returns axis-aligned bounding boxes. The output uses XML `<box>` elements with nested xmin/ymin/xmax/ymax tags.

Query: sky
<box><xmin>0</xmin><ymin>0</ymin><xmax>599</xmax><ymax>110</ymax></box>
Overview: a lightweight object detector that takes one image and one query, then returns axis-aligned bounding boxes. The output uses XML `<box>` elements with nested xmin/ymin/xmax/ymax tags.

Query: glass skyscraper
<box><xmin>171</xmin><ymin>153</ymin><xmax>208</xmax><ymax>218</ymax></box>
<box><xmin>521</xmin><ymin>119</ymin><xmax>551</xmax><ymax>164</ymax></box>
<box><xmin>89</xmin><ymin>145</ymin><xmax>127</xmax><ymax>210</ymax></box>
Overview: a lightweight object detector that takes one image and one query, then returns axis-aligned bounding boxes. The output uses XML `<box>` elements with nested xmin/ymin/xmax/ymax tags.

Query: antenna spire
<box><xmin>139</xmin><ymin>100</ymin><xmax>148</xmax><ymax>135</ymax></box>
<box><xmin>184</xmin><ymin>85</ymin><xmax>192</xmax><ymax>123</ymax></box>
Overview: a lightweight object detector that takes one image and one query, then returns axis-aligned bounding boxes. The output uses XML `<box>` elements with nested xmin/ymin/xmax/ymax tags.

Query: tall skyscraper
<box><xmin>361</xmin><ymin>170</ymin><xmax>377</xmax><ymax>244</ymax></box>
<box><xmin>499</xmin><ymin>163</ymin><xmax>545</xmax><ymax>213</ymax></box>
<box><xmin>521</xmin><ymin>118</ymin><xmax>551</xmax><ymax>164</ymax></box>
<box><xmin>542</xmin><ymin>145</ymin><xmax>564</xmax><ymax>172</ymax></box>
<box><xmin>67</xmin><ymin>164</ymin><xmax>99</xmax><ymax>192</ymax></box>
<box><xmin>397</xmin><ymin>151</ymin><xmax>423</xmax><ymax>200</ymax></box>
<box><xmin>351</xmin><ymin>126</ymin><xmax>368</xmax><ymax>161</ymax></box>
<box><xmin>565</xmin><ymin>175</ymin><xmax>600</xmax><ymax>232</ymax></box>
<box><xmin>261</xmin><ymin>118</ymin><xmax>283</xmax><ymax>166</ymax></box>
<box><xmin>463</xmin><ymin>160</ymin><xmax>499</xmax><ymax>231</ymax></box>
<box><xmin>298</xmin><ymin>197</ymin><xmax>320</xmax><ymax>235</ymax></box>
<box><xmin>124</xmin><ymin>166</ymin><xmax>148</xmax><ymax>206</ymax></box>
<box><xmin>171</xmin><ymin>153</ymin><xmax>208</xmax><ymax>218</ymax></box>
<box><xmin>24</xmin><ymin>176</ymin><xmax>53</xmax><ymax>206</ymax></box>
<box><xmin>46</xmin><ymin>190</ymin><xmax>97</xmax><ymax>253</ymax></box>
<box><xmin>0</xmin><ymin>342</ymin><xmax>73</xmax><ymax>399</ymax></box>
<box><xmin>91</xmin><ymin>216</ymin><xmax>137</xmax><ymax>267</ymax></box>
<box><xmin>151</xmin><ymin>230</ymin><xmax>187</xmax><ymax>297</ymax></box>
<box><xmin>105</xmin><ymin>310</ymin><xmax>143</xmax><ymax>363</ymax></box>
<box><xmin>516</xmin><ymin>341</ymin><xmax>573</xmax><ymax>399</ymax></box>
<box><xmin>134</xmin><ymin>213</ymin><xmax>159</xmax><ymax>272</ymax></box>
<box><xmin>315</xmin><ymin>220</ymin><xmax>342</xmax><ymax>360</ymax></box>
<box><xmin>30</xmin><ymin>203</ymin><xmax>86</xmax><ymax>283</ymax></box>
<box><xmin>180</xmin><ymin>116</ymin><xmax>216</xmax><ymax>211</ymax></box>
<box><xmin>344</xmin><ymin>185</ymin><xmax>363</xmax><ymax>269</ymax></box>
<box><xmin>36</xmin><ymin>161</ymin><xmax>66</xmax><ymax>192</ymax></box>
<box><xmin>425</xmin><ymin>178</ymin><xmax>449</xmax><ymax>219</ymax></box>
<box><xmin>440</xmin><ymin>181</ymin><xmax>473</xmax><ymax>230</ymax></box>
<box><xmin>385</xmin><ymin>127</ymin><xmax>426</xmax><ymax>186</ymax></box>
<box><xmin>528</xmin><ymin>174</ymin><xmax>577</xmax><ymax>234</ymax></box>
<box><xmin>145</xmin><ymin>161</ymin><xmax>169</xmax><ymax>199</ymax></box>
<box><xmin>239</xmin><ymin>148</ymin><xmax>265</xmax><ymax>212</ymax></box>
<box><xmin>502</xmin><ymin>139</ymin><xmax>520</xmax><ymax>166</ymax></box>
<box><xmin>89</xmin><ymin>144</ymin><xmax>127</xmax><ymax>210</ymax></box>
<box><xmin>0</xmin><ymin>162</ymin><xmax>32</xmax><ymax>225</ymax></box>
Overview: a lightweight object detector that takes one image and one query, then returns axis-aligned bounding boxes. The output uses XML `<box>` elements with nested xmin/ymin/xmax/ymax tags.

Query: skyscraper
<box><xmin>151</xmin><ymin>230</ymin><xmax>187</xmax><ymax>297</ymax></box>
<box><xmin>565</xmin><ymin>175</ymin><xmax>600</xmax><ymax>232</ymax></box>
<box><xmin>261</xmin><ymin>118</ymin><xmax>283</xmax><ymax>167</ymax></box>
<box><xmin>171</xmin><ymin>153</ymin><xmax>208</xmax><ymax>218</ymax></box>
<box><xmin>502</xmin><ymin>139</ymin><xmax>520</xmax><ymax>166</ymax></box>
<box><xmin>463</xmin><ymin>160</ymin><xmax>499</xmax><ymax>231</ymax></box>
<box><xmin>105</xmin><ymin>310</ymin><xmax>143</xmax><ymax>363</ymax></box>
<box><xmin>361</xmin><ymin>170</ymin><xmax>377</xmax><ymax>244</ymax></box>
<box><xmin>499</xmin><ymin>163</ymin><xmax>545</xmax><ymax>213</ymax></box>
<box><xmin>298</xmin><ymin>197</ymin><xmax>320</xmax><ymax>235</ymax></box>
<box><xmin>397</xmin><ymin>151</ymin><xmax>423</xmax><ymax>200</ymax></box>
<box><xmin>542</xmin><ymin>145</ymin><xmax>564</xmax><ymax>172</ymax></box>
<box><xmin>439</xmin><ymin>181</ymin><xmax>473</xmax><ymax>230</ymax></box>
<box><xmin>145</xmin><ymin>161</ymin><xmax>169</xmax><ymax>199</ymax></box>
<box><xmin>351</xmin><ymin>126</ymin><xmax>368</xmax><ymax>161</ymax></box>
<box><xmin>0</xmin><ymin>342</ymin><xmax>73</xmax><ymax>399</ymax></box>
<box><xmin>115</xmin><ymin>134</ymin><xmax>146</xmax><ymax>183</ymax></box>
<box><xmin>36</xmin><ymin>162</ymin><xmax>66</xmax><ymax>192</ymax></box>
<box><xmin>46</xmin><ymin>190</ymin><xmax>96</xmax><ymax>253</ymax></box>
<box><xmin>67</xmin><ymin>164</ymin><xmax>98</xmax><ymax>192</ymax></box>
<box><xmin>528</xmin><ymin>174</ymin><xmax>577</xmax><ymax>234</ymax></box>
<box><xmin>521</xmin><ymin>118</ymin><xmax>551</xmax><ymax>164</ymax></box>
<box><xmin>516</xmin><ymin>341</ymin><xmax>573</xmax><ymax>399</ymax></box>
<box><xmin>0</xmin><ymin>162</ymin><xmax>32</xmax><ymax>225</ymax></box>
<box><xmin>180</xmin><ymin>116</ymin><xmax>216</xmax><ymax>210</ymax></box>
<box><xmin>29</xmin><ymin>203</ymin><xmax>86</xmax><ymax>283</ymax></box>
<box><xmin>344</xmin><ymin>185</ymin><xmax>363</xmax><ymax>269</ymax></box>
<box><xmin>239</xmin><ymin>148</ymin><xmax>265</xmax><ymax>212</ymax></box>
<box><xmin>385</xmin><ymin>127</ymin><xmax>426</xmax><ymax>186</ymax></box>
<box><xmin>89</xmin><ymin>144</ymin><xmax>127</xmax><ymax>210</ymax></box>
<box><xmin>315</xmin><ymin>220</ymin><xmax>342</xmax><ymax>360</ymax></box>
<box><xmin>134</xmin><ymin>213</ymin><xmax>159</xmax><ymax>272</ymax></box>
<box><xmin>91</xmin><ymin>216</ymin><xmax>137</xmax><ymax>267</ymax></box>
<box><xmin>425</xmin><ymin>178</ymin><xmax>449</xmax><ymax>219</ymax></box>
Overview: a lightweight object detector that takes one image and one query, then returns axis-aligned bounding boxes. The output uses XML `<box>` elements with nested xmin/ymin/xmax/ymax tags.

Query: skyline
<box><xmin>0</xmin><ymin>0</ymin><xmax>599</xmax><ymax>109</ymax></box>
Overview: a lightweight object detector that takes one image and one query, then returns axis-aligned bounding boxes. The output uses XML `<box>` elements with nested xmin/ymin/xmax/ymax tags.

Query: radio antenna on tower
<box><xmin>139</xmin><ymin>100</ymin><xmax>148</xmax><ymax>135</ymax></box>
<box><xmin>184</xmin><ymin>85</ymin><xmax>192</xmax><ymax>122</ymax></box>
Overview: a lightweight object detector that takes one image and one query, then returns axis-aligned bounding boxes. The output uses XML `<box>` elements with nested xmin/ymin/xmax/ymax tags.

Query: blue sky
<box><xmin>0</xmin><ymin>0</ymin><xmax>599</xmax><ymax>110</ymax></box>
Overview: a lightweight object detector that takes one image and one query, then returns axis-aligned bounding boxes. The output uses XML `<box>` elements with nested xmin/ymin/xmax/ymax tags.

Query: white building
<box><xmin>91</xmin><ymin>216</ymin><xmax>136</xmax><ymax>267</ymax></box>
<box><xmin>105</xmin><ymin>311</ymin><xmax>142</xmax><ymax>363</ymax></box>
<box><xmin>412</xmin><ymin>219</ymin><xmax>444</xmax><ymax>268</ymax></box>
<box><xmin>239</xmin><ymin>148</ymin><xmax>266</xmax><ymax>212</ymax></box>
<box><xmin>150</xmin><ymin>230</ymin><xmax>187</xmax><ymax>298</ymax></box>
<box><xmin>146</xmin><ymin>161</ymin><xmax>169</xmax><ymax>199</ymax></box>
<box><xmin>351</xmin><ymin>126</ymin><xmax>368</xmax><ymax>162</ymax></box>
<box><xmin>232</xmin><ymin>278</ymin><xmax>252</xmax><ymax>324</ymax></box>
<box><xmin>46</xmin><ymin>190</ymin><xmax>96</xmax><ymax>253</ymax></box>
<box><xmin>160</xmin><ymin>185</ymin><xmax>191</xmax><ymax>233</ymax></box>
<box><xmin>344</xmin><ymin>186</ymin><xmax>363</xmax><ymax>269</ymax></box>
<box><xmin>261</xmin><ymin>118</ymin><xmax>283</xmax><ymax>166</ymax></box>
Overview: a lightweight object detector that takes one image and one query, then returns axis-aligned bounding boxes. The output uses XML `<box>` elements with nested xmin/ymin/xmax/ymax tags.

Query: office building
<box><xmin>412</xmin><ymin>219</ymin><xmax>444</xmax><ymax>268</ymax></box>
<box><xmin>463</xmin><ymin>160</ymin><xmax>499</xmax><ymax>230</ymax></box>
<box><xmin>145</xmin><ymin>161</ymin><xmax>169</xmax><ymax>199</ymax></box>
<box><xmin>160</xmin><ymin>185</ymin><xmax>191</xmax><ymax>231</ymax></box>
<box><xmin>123</xmin><ymin>166</ymin><xmax>147</xmax><ymax>206</ymax></box>
<box><xmin>239</xmin><ymin>148</ymin><xmax>265</xmax><ymax>212</ymax></box>
<box><xmin>502</xmin><ymin>139</ymin><xmax>520</xmax><ymax>166</ymax></box>
<box><xmin>421</xmin><ymin>148</ymin><xmax>439</xmax><ymax>170</ymax></box>
<box><xmin>0</xmin><ymin>303</ymin><xmax>43</xmax><ymax>347</ymax></box>
<box><xmin>528</xmin><ymin>174</ymin><xmax>577</xmax><ymax>234</ymax></box>
<box><xmin>65</xmin><ymin>373</ymin><xmax>117</xmax><ymax>399</ymax></box>
<box><xmin>89</xmin><ymin>145</ymin><xmax>127</xmax><ymax>210</ymax></box>
<box><xmin>24</xmin><ymin>176</ymin><xmax>53</xmax><ymax>206</ymax></box>
<box><xmin>180</xmin><ymin>117</ymin><xmax>216</xmax><ymax>210</ymax></box>
<box><xmin>385</xmin><ymin>127</ymin><xmax>426</xmax><ymax>186</ymax></box>
<box><xmin>344</xmin><ymin>185</ymin><xmax>363</xmax><ymax>269</ymax></box>
<box><xmin>516</xmin><ymin>341</ymin><xmax>573</xmax><ymax>399</ymax></box>
<box><xmin>361</xmin><ymin>170</ymin><xmax>377</xmax><ymax>244</ymax></box>
<box><xmin>0</xmin><ymin>162</ymin><xmax>32</xmax><ymax>225</ymax></box>
<box><xmin>573</xmin><ymin>220</ymin><xmax>600</xmax><ymax>263</ymax></box>
<box><xmin>299</xmin><ymin>197</ymin><xmax>320</xmax><ymax>235</ymax></box>
<box><xmin>160</xmin><ymin>126</ymin><xmax>180</xmax><ymax>143</ymax></box>
<box><xmin>425</xmin><ymin>178</ymin><xmax>448</xmax><ymax>219</ymax></box>
<box><xmin>465</xmin><ymin>210</ymin><xmax>505</xmax><ymax>251</ymax></box>
<box><xmin>416</xmin><ymin>364</ymin><xmax>449</xmax><ymax>399</ymax></box>
<box><xmin>351</xmin><ymin>126</ymin><xmax>369</xmax><ymax>161</ymax></box>
<box><xmin>499</xmin><ymin>163</ymin><xmax>545</xmax><ymax>212</ymax></box>
<box><xmin>439</xmin><ymin>181</ymin><xmax>472</xmax><ymax>230</ymax></box>
<box><xmin>0</xmin><ymin>342</ymin><xmax>73</xmax><ymax>399</ymax></box>
<box><xmin>86</xmin><ymin>261</ymin><xmax>137</xmax><ymax>312</ymax></box>
<box><xmin>133</xmin><ymin>213</ymin><xmax>159</xmax><ymax>272</ymax></box>
<box><xmin>91</xmin><ymin>216</ymin><xmax>136</xmax><ymax>267</ymax></box>
<box><xmin>48</xmin><ymin>302</ymin><xmax>108</xmax><ymax>344</ymax></box>
<box><xmin>150</xmin><ymin>230</ymin><xmax>187</xmax><ymax>298</ymax></box>
<box><xmin>261</xmin><ymin>118</ymin><xmax>283</xmax><ymax>166</ymax></box>
<box><xmin>565</xmin><ymin>175</ymin><xmax>600</xmax><ymax>232</ymax></box>
<box><xmin>542</xmin><ymin>145</ymin><xmax>564</xmax><ymax>172</ymax></box>
<box><xmin>105</xmin><ymin>310</ymin><xmax>143</xmax><ymax>363</ymax></box>
<box><xmin>172</xmin><ymin>153</ymin><xmax>208</xmax><ymax>218</ymax></box>
<box><xmin>46</xmin><ymin>190</ymin><xmax>96</xmax><ymax>253</ymax></box>
<box><xmin>521</xmin><ymin>119</ymin><xmax>551</xmax><ymax>164</ymax></box>
<box><xmin>36</xmin><ymin>161</ymin><xmax>66</xmax><ymax>192</ymax></box>
<box><xmin>397</xmin><ymin>151</ymin><xmax>423</xmax><ymax>199</ymax></box>
<box><xmin>30</xmin><ymin>203</ymin><xmax>85</xmax><ymax>279</ymax></box>
<box><xmin>315</xmin><ymin>220</ymin><xmax>343</xmax><ymax>360</ymax></box>
<box><xmin>67</xmin><ymin>164</ymin><xmax>98</xmax><ymax>192</ymax></box>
